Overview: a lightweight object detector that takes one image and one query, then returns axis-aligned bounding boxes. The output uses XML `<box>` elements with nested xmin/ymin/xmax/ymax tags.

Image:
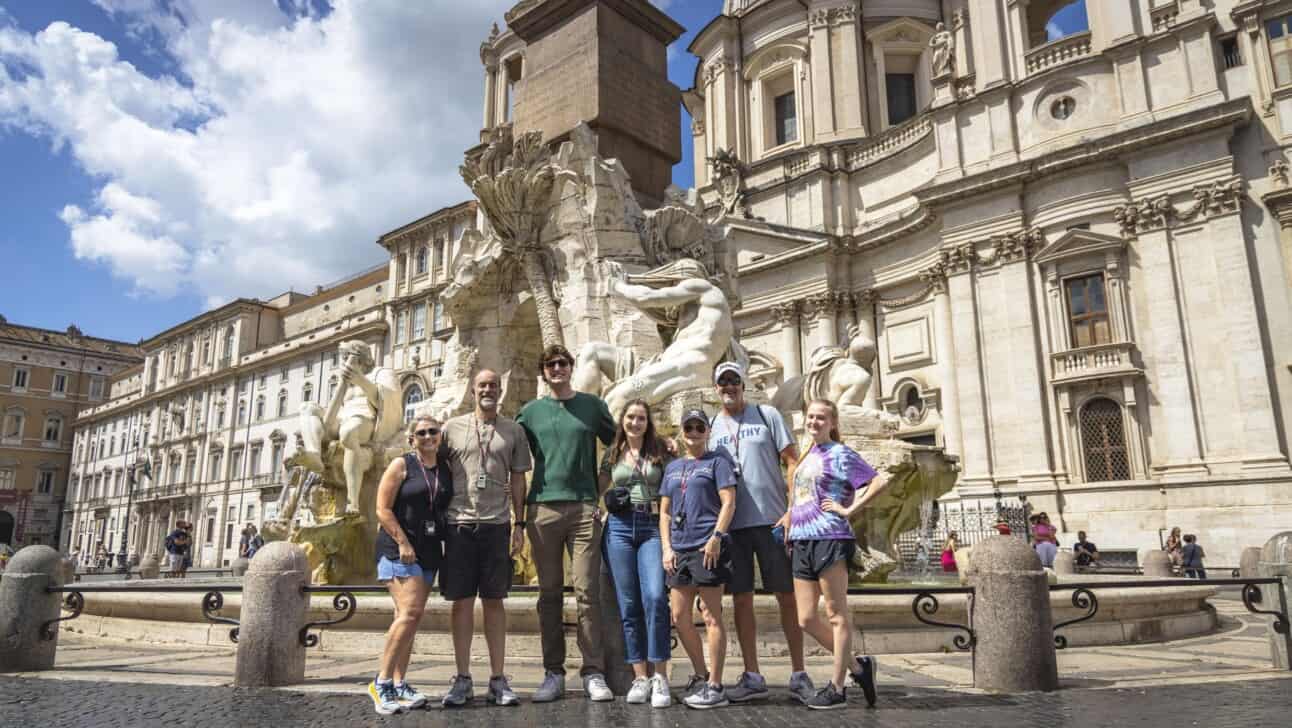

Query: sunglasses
<box><xmin>543</xmin><ymin>359</ymin><xmax>572</xmax><ymax>370</ymax></box>
<box><xmin>683</xmin><ymin>423</ymin><xmax>708</xmax><ymax>434</ymax></box>
<box><xmin>413</xmin><ymin>428</ymin><xmax>441</xmax><ymax>437</ymax></box>
<box><xmin>717</xmin><ymin>377</ymin><xmax>742</xmax><ymax>386</ymax></box>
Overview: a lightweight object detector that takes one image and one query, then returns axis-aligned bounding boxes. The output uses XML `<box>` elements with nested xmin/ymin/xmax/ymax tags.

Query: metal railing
<box><xmin>44</xmin><ymin>583</ymin><xmax>243</xmax><ymax>644</ymax></box>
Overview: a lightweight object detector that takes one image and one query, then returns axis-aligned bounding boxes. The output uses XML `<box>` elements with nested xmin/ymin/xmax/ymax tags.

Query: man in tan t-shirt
<box><xmin>439</xmin><ymin>368</ymin><xmax>533</xmax><ymax>708</ymax></box>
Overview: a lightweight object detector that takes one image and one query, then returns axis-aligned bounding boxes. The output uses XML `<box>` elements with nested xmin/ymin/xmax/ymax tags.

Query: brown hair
<box><xmin>609</xmin><ymin>399</ymin><xmax>668</xmax><ymax>469</ymax></box>
<box><xmin>406</xmin><ymin>414</ymin><xmax>441</xmax><ymax>447</ymax></box>
<box><xmin>539</xmin><ymin>345</ymin><xmax>574</xmax><ymax>383</ymax></box>
<box><xmin>806</xmin><ymin>398</ymin><xmax>841</xmax><ymax>442</ymax></box>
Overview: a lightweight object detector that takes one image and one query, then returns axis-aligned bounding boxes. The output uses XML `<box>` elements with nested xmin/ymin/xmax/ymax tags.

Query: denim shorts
<box><xmin>377</xmin><ymin>556</ymin><xmax>437</xmax><ymax>586</ymax></box>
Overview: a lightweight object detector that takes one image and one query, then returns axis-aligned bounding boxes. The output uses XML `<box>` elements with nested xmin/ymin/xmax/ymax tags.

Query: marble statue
<box><xmin>929</xmin><ymin>21</ymin><xmax>954</xmax><ymax>78</ymax></box>
<box><xmin>708</xmin><ymin>148</ymin><xmax>751</xmax><ymax>220</ymax></box>
<box><xmin>288</xmin><ymin>340</ymin><xmax>401</xmax><ymax>516</ymax></box>
<box><xmin>773</xmin><ymin>324</ymin><xmax>891</xmax><ymax>423</ymax></box>
<box><xmin>574</xmin><ymin>257</ymin><xmax>734</xmax><ymax>416</ymax></box>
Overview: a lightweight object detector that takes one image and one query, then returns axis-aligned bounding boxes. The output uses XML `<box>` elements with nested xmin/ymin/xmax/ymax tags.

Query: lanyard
<box><xmin>675</xmin><ymin>459</ymin><xmax>699</xmax><ymax>513</ymax></box>
<box><xmin>721</xmin><ymin>409</ymin><xmax>746</xmax><ymax>462</ymax></box>
<box><xmin>411</xmin><ymin>452</ymin><xmax>439</xmax><ymax>506</ymax></box>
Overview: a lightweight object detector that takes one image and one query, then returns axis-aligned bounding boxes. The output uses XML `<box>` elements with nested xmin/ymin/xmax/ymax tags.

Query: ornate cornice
<box><xmin>1112</xmin><ymin>177</ymin><xmax>1244</xmax><ymax>239</ymax></box>
<box><xmin>809</xmin><ymin>2</ymin><xmax>859</xmax><ymax>29</ymax></box>
<box><xmin>704</xmin><ymin>58</ymin><xmax>736</xmax><ymax>86</ymax></box>
<box><xmin>771</xmin><ymin>301</ymin><xmax>801</xmax><ymax>325</ymax></box>
<box><xmin>806</xmin><ymin>292</ymin><xmax>842</xmax><ymax>316</ymax></box>
<box><xmin>994</xmin><ymin>228</ymin><xmax>1044</xmax><ymax>264</ymax></box>
<box><xmin>941</xmin><ymin>242</ymin><xmax>978</xmax><ymax>274</ymax></box>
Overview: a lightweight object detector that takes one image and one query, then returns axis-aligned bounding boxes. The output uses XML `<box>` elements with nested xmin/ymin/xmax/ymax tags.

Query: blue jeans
<box><xmin>604</xmin><ymin>510</ymin><xmax>669</xmax><ymax>664</ymax></box>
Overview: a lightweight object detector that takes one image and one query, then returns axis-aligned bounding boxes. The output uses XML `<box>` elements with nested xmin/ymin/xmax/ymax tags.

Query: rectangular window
<box><xmin>0</xmin><ymin>469</ymin><xmax>14</xmax><ymax>490</ymax></box>
<box><xmin>886</xmin><ymin>72</ymin><xmax>918</xmax><ymax>126</ymax></box>
<box><xmin>1065</xmin><ymin>274</ymin><xmax>1112</xmax><ymax>348</ymax></box>
<box><xmin>774</xmin><ymin>91</ymin><xmax>797</xmax><ymax>146</ymax></box>
<box><xmin>279</xmin><ymin>366</ymin><xmax>289</xmax><ymax>383</ymax></box>
<box><xmin>230</xmin><ymin>449</ymin><xmax>244</xmax><ymax>480</ymax></box>
<box><xmin>1220</xmin><ymin>36</ymin><xmax>1243</xmax><ymax>69</ymax></box>
<box><xmin>412</xmin><ymin>305</ymin><xmax>427</xmax><ymax>341</ymax></box>
<box><xmin>206</xmin><ymin>516</ymin><xmax>216</xmax><ymax>544</ymax></box>
<box><xmin>225</xmin><ymin>523</ymin><xmax>235</xmax><ymax>549</ymax></box>
<box><xmin>432</xmin><ymin>301</ymin><xmax>445</xmax><ymax>331</ymax></box>
<box><xmin>396</xmin><ymin>310</ymin><xmax>408</xmax><ymax>345</ymax></box>
<box><xmin>271</xmin><ymin>442</ymin><xmax>284</xmax><ymax>473</ymax></box>
<box><xmin>1270</xmin><ymin>16</ymin><xmax>1292</xmax><ymax>86</ymax></box>
<box><xmin>12</xmin><ymin>367</ymin><xmax>29</xmax><ymax>390</ymax></box>
<box><xmin>210</xmin><ymin>451</ymin><xmax>223</xmax><ymax>481</ymax></box>
<box><xmin>37</xmin><ymin>471</ymin><xmax>54</xmax><ymax>494</ymax></box>
<box><xmin>249</xmin><ymin>444</ymin><xmax>262</xmax><ymax>476</ymax></box>
<box><xmin>3</xmin><ymin>413</ymin><xmax>23</xmax><ymax>442</ymax></box>
<box><xmin>89</xmin><ymin>376</ymin><xmax>105</xmax><ymax>400</ymax></box>
<box><xmin>246</xmin><ymin>504</ymin><xmax>255</xmax><ymax>521</ymax></box>
<box><xmin>52</xmin><ymin>372</ymin><xmax>68</xmax><ymax>395</ymax></box>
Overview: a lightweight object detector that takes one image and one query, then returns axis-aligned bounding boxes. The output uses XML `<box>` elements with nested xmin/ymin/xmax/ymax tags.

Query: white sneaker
<box><xmin>583</xmin><ymin>673</ymin><xmax>614</xmax><ymax>702</ymax></box>
<box><xmin>626</xmin><ymin>677</ymin><xmax>651</xmax><ymax>704</ymax></box>
<box><xmin>650</xmin><ymin>674</ymin><xmax>672</xmax><ymax>708</ymax></box>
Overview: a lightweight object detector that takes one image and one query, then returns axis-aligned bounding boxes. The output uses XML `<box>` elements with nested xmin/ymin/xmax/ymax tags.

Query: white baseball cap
<box><xmin>713</xmin><ymin>361</ymin><xmax>744</xmax><ymax>384</ymax></box>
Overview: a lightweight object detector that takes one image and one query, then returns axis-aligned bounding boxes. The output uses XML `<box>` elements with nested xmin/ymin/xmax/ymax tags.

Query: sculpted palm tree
<box><xmin>459</xmin><ymin>126</ymin><xmax>564</xmax><ymax>347</ymax></box>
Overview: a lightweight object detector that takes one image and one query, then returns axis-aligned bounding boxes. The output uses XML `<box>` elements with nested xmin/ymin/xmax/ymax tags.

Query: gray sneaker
<box><xmin>682</xmin><ymin>672</ymin><xmax>709</xmax><ymax>698</ymax></box>
<box><xmin>487</xmin><ymin>675</ymin><xmax>519</xmax><ymax>706</ymax></box>
<box><xmin>724</xmin><ymin>671</ymin><xmax>768</xmax><ymax>702</ymax></box>
<box><xmin>441</xmin><ymin>674</ymin><xmax>473</xmax><ymax>707</ymax></box>
<box><xmin>626</xmin><ymin>677</ymin><xmax>651</xmax><ymax>704</ymax></box>
<box><xmin>683</xmin><ymin>683</ymin><xmax>729</xmax><ymax>710</ymax></box>
<box><xmin>532</xmin><ymin>670</ymin><xmax>565</xmax><ymax>703</ymax></box>
<box><xmin>788</xmin><ymin>670</ymin><xmax>815</xmax><ymax>704</ymax></box>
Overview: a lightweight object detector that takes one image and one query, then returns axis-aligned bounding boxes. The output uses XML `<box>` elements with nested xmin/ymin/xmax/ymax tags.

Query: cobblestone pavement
<box><xmin>3</xmin><ymin>674</ymin><xmax>1291</xmax><ymax>727</ymax></box>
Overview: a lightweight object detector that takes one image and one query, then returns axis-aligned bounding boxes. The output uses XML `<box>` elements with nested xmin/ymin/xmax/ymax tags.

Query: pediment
<box><xmin>1033</xmin><ymin>229</ymin><xmax>1126</xmax><ymax>266</ymax></box>
<box><xmin>865</xmin><ymin>17</ymin><xmax>935</xmax><ymax>44</ymax></box>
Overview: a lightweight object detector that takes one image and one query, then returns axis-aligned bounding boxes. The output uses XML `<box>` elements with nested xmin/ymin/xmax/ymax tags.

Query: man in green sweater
<box><xmin>518</xmin><ymin>344</ymin><xmax>616</xmax><ymax>703</ymax></box>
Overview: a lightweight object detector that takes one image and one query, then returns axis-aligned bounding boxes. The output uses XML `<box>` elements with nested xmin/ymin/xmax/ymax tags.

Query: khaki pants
<box><xmin>526</xmin><ymin>501</ymin><xmax>604</xmax><ymax>676</ymax></box>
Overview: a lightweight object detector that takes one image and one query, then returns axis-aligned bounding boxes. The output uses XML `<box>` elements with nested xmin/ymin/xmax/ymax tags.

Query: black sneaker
<box><xmin>851</xmin><ymin>656</ymin><xmax>878</xmax><ymax>707</ymax></box>
<box><xmin>805</xmin><ymin>682</ymin><xmax>847</xmax><ymax>710</ymax></box>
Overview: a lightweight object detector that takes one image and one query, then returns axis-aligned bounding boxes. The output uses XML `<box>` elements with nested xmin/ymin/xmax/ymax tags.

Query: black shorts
<box><xmin>727</xmin><ymin>525</ymin><xmax>794</xmax><ymax>594</ymax></box>
<box><xmin>440</xmin><ymin>523</ymin><xmax>513</xmax><ymax>600</ymax></box>
<box><xmin>667</xmin><ymin>546</ymin><xmax>732</xmax><ymax>589</ymax></box>
<box><xmin>792</xmin><ymin>539</ymin><xmax>856</xmax><ymax>581</ymax></box>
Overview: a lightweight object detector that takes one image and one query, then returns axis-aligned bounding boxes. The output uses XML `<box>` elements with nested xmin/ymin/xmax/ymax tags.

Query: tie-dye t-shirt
<box><xmin>788</xmin><ymin>441</ymin><xmax>877</xmax><ymax>541</ymax></box>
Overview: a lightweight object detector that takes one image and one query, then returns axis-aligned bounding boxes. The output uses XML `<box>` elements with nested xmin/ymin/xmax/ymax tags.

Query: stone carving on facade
<box><xmin>929</xmin><ymin>22</ymin><xmax>954</xmax><ymax>78</ymax></box>
<box><xmin>709</xmin><ymin>148</ymin><xmax>752</xmax><ymax>220</ymax></box>
<box><xmin>771</xmin><ymin>300</ymin><xmax>801</xmax><ymax>325</ymax></box>
<box><xmin>1271</xmin><ymin>159</ymin><xmax>1290</xmax><ymax>189</ymax></box>
<box><xmin>703</xmin><ymin>58</ymin><xmax>735</xmax><ymax>86</ymax></box>
<box><xmin>573</xmin><ymin>258</ymin><xmax>734</xmax><ymax>416</ymax></box>
<box><xmin>917</xmin><ymin>260</ymin><xmax>948</xmax><ymax>295</ymax></box>
<box><xmin>1113</xmin><ymin>178</ymin><xmax>1244</xmax><ymax>238</ymax></box>
<box><xmin>941</xmin><ymin>242</ymin><xmax>978</xmax><ymax>273</ymax></box>
<box><xmin>459</xmin><ymin>125</ymin><xmax>564</xmax><ymax>347</ymax></box>
<box><xmin>994</xmin><ymin>228</ymin><xmax>1044</xmax><ymax>264</ymax></box>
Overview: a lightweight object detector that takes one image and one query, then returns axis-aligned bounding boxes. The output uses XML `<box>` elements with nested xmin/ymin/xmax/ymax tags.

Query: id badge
<box><xmin>476</xmin><ymin>473</ymin><xmax>490</xmax><ymax>490</ymax></box>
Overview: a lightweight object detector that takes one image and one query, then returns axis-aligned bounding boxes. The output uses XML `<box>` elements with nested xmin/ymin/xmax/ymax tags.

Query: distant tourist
<box><xmin>1031</xmin><ymin>513</ymin><xmax>1058</xmax><ymax>568</ymax></box>
<box><xmin>708</xmin><ymin>362</ymin><xmax>814</xmax><ymax>704</ymax></box>
<box><xmin>662</xmin><ymin>408</ymin><xmax>737</xmax><ymax>710</ymax></box>
<box><xmin>1164</xmin><ymin>527</ymin><xmax>1183</xmax><ymax>568</ymax></box>
<box><xmin>439</xmin><ymin>369</ymin><xmax>532</xmax><ymax>708</ymax></box>
<box><xmin>600</xmin><ymin>399</ymin><xmax>674</xmax><ymax>708</ymax></box>
<box><xmin>788</xmin><ymin>399</ymin><xmax>884</xmax><ymax>710</ymax></box>
<box><xmin>993</xmin><ymin>518</ymin><xmax>1012</xmax><ymax>536</ymax></box>
<box><xmin>1181</xmin><ymin>534</ymin><xmax>1207</xmax><ymax>579</ymax></box>
<box><xmin>368</xmin><ymin>415</ymin><xmax>453</xmax><ymax>716</ymax></box>
<box><xmin>941</xmin><ymin>532</ymin><xmax>959</xmax><ymax>573</ymax></box>
<box><xmin>163</xmin><ymin>523</ymin><xmax>190</xmax><ymax>578</ymax></box>
<box><xmin>239</xmin><ymin>524</ymin><xmax>263</xmax><ymax>560</ymax></box>
<box><xmin>517</xmin><ymin>345</ymin><xmax>617</xmax><ymax>703</ymax></box>
<box><xmin>1073</xmin><ymin>531</ymin><xmax>1099</xmax><ymax>569</ymax></box>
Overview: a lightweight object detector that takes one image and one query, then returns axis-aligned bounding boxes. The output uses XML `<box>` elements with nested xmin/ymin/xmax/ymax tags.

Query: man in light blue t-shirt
<box><xmin>708</xmin><ymin>361</ymin><xmax>823</xmax><ymax>704</ymax></box>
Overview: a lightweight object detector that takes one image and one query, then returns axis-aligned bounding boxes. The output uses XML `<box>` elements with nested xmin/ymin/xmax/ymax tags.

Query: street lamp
<box><xmin>116</xmin><ymin>425</ymin><xmax>151</xmax><ymax>578</ymax></box>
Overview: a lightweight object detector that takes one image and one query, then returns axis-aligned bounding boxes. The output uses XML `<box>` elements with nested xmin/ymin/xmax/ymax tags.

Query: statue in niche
<box><xmin>287</xmin><ymin>340</ymin><xmax>401</xmax><ymax>516</ymax></box>
<box><xmin>929</xmin><ymin>22</ymin><xmax>954</xmax><ymax>78</ymax></box>
<box><xmin>574</xmin><ymin>257</ymin><xmax>734</xmax><ymax>416</ymax></box>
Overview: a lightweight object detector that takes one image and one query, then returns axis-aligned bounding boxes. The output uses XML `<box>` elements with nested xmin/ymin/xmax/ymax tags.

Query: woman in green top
<box><xmin>599</xmin><ymin>399</ymin><xmax>673</xmax><ymax>707</ymax></box>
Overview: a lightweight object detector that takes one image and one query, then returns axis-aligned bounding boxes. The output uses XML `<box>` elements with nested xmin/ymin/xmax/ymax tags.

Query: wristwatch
<box><xmin>712</xmin><ymin>529</ymin><xmax>727</xmax><ymax>540</ymax></box>
<box><xmin>514</xmin><ymin>520</ymin><xmax>527</xmax><ymax>528</ymax></box>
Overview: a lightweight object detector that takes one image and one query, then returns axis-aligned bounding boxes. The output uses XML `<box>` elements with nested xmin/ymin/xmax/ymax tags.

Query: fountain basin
<box><xmin>60</xmin><ymin>575</ymin><xmax>1217</xmax><ymax>656</ymax></box>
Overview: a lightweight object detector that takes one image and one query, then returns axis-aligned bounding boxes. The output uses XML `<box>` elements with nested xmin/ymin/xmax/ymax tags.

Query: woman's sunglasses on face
<box><xmin>414</xmin><ymin>428</ymin><xmax>441</xmax><ymax>438</ymax></box>
<box><xmin>683</xmin><ymin>423</ymin><xmax>708</xmax><ymax>434</ymax></box>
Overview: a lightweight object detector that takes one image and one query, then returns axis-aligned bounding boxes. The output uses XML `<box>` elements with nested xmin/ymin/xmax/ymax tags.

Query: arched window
<box><xmin>1080</xmin><ymin>398</ymin><xmax>1131</xmax><ymax>482</ymax></box>
<box><xmin>403</xmin><ymin>384</ymin><xmax>423</xmax><ymax>424</ymax></box>
<box><xmin>43</xmin><ymin>415</ymin><xmax>63</xmax><ymax>443</ymax></box>
<box><xmin>302</xmin><ymin>382</ymin><xmax>314</xmax><ymax>403</ymax></box>
<box><xmin>415</xmin><ymin>246</ymin><xmax>429</xmax><ymax>275</ymax></box>
<box><xmin>1028</xmin><ymin>0</ymin><xmax>1088</xmax><ymax>47</ymax></box>
<box><xmin>277</xmin><ymin>390</ymin><xmax>289</xmax><ymax>418</ymax></box>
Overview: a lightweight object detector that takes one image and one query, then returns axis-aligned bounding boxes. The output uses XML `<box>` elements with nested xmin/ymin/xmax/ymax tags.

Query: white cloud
<box><xmin>0</xmin><ymin>0</ymin><xmax>515</xmax><ymax>306</ymax></box>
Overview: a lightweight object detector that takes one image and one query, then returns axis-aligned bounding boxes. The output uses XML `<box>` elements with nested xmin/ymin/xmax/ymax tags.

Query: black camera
<box><xmin>673</xmin><ymin>512</ymin><xmax>686</xmax><ymax>529</ymax></box>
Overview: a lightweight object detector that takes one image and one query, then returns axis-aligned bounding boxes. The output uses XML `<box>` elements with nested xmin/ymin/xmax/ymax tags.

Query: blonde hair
<box><xmin>406</xmin><ymin>414</ymin><xmax>441</xmax><ymax>447</ymax></box>
<box><xmin>806</xmin><ymin>398</ymin><xmax>841</xmax><ymax>442</ymax></box>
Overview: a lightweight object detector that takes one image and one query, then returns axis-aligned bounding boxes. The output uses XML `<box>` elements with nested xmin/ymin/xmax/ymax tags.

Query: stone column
<box><xmin>834</xmin><ymin>5</ymin><xmax>866</xmax><ymax>136</ymax></box>
<box><xmin>1258</xmin><ymin>532</ymin><xmax>1292</xmax><ymax>669</ymax></box>
<box><xmin>0</xmin><ymin>546</ymin><xmax>66</xmax><ymax>671</ymax></box>
<box><xmin>234</xmin><ymin>542</ymin><xmax>310</xmax><ymax>687</ymax></box>
<box><xmin>482</xmin><ymin>58</ymin><xmax>499</xmax><ymax>129</ymax></box>
<box><xmin>969</xmin><ymin>0</ymin><xmax>1012</xmax><ymax>86</ymax></box>
<box><xmin>1053</xmin><ymin>550</ymin><xmax>1074</xmax><ymax>575</ymax></box>
<box><xmin>808</xmin><ymin>8</ymin><xmax>836</xmax><ymax>140</ymax></box>
<box><xmin>809</xmin><ymin>292</ymin><xmax>840</xmax><ymax>350</ymax></box>
<box><xmin>966</xmin><ymin>535</ymin><xmax>1059</xmax><ymax>692</ymax></box>
<box><xmin>773</xmin><ymin>301</ymin><xmax>803</xmax><ymax>380</ymax></box>
<box><xmin>854</xmin><ymin>290</ymin><xmax>879</xmax><ymax>410</ymax></box>
<box><xmin>928</xmin><ymin>268</ymin><xmax>964</xmax><ymax>460</ymax></box>
<box><xmin>996</xmin><ymin>233</ymin><xmax>1055</xmax><ymax>485</ymax></box>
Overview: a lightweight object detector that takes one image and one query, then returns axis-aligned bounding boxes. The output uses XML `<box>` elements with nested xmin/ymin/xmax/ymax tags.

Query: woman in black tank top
<box><xmin>368</xmin><ymin>415</ymin><xmax>453</xmax><ymax>714</ymax></box>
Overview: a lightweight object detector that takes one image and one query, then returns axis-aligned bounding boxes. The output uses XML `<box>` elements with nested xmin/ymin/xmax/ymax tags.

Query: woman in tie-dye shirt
<box><xmin>787</xmin><ymin>399</ymin><xmax>889</xmax><ymax>710</ymax></box>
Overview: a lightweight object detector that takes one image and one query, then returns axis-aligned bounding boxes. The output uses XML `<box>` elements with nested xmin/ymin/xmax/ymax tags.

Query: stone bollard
<box><xmin>231</xmin><ymin>557</ymin><xmax>251</xmax><ymax>577</ymax></box>
<box><xmin>138</xmin><ymin>553</ymin><xmax>161</xmax><ymax>579</ymax></box>
<box><xmin>0</xmin><ymin>546</ymin><xmax>67</xmax><ymax>671</ymax></box>
<box><xmin>1240</xmin><ymin>547</ymin><xmax>1262</xmax><ymax>579</ymax></box>
<box><xmin>1142</xmin><ymin>550</ymin><xmax>1173</xmax><ymax>577</ymax></box>
<box><xmin>1257</xmin><ymin>531</ymin><xmax>1292</xmax><ymax>670</ymax></box>
<box><xmin>965</xmin><ymin>535</ymin><xmax>1058</xmax><ymax>692</ymax></box>
<box><xmin>1053</xmin><ymin>550</ymin><xmax>1075</xmax><ymax>575</ymax></box>
<box><xmin>234</xmin><ymin>542</ymin><xmax>310</xmax><ymax>687</ymax></box>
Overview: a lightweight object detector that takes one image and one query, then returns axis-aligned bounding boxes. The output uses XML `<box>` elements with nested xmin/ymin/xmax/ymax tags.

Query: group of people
<box><xmin>366</xmin><ymin>347</ymin><xmax>885</xmax><ymax>715</ymax></box>
<box><xmin>1164</xmin><ymin>527</ymin><xmax>1207</xmax><ymax>578</ymax></box>
<box><xmin>163</xmin><ymin>521</ymin><xmax>194</xmax><ymax>578</ymax></box>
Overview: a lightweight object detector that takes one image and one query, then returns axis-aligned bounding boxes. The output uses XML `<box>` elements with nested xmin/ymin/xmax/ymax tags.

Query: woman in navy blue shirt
<box><xmin>660</xmin><ymin>408</ymin><xmax>736</xmax><ymax>710</ymax></box>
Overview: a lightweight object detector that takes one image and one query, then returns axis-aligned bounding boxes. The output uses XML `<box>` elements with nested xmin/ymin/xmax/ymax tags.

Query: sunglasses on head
<box><xmin>543</xmin><ymin>359</ymin><xmax>572</xmax><ymax>370</ymax></box>
<box><xmin>413</xmin><ymin>428</ymin><xmax>441</xmax><ymax>437</ymax></box>
<box><xmin>683</xmin><ymin>422</ymin><xmax>708</xmax><ymax>434</ymax></box>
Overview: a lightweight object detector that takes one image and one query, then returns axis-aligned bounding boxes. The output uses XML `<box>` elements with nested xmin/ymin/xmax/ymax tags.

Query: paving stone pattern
<box><xmin>3</xmin><ymin>675</ymin><xmax>1292</xmax><ymax>727</ymax></box>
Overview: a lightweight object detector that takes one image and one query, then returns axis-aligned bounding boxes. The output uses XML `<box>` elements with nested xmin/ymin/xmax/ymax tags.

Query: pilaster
<box><xmin>773</xmin><ymin>301</ymin><xmax>804</xmax><ymax>379</ymax></box>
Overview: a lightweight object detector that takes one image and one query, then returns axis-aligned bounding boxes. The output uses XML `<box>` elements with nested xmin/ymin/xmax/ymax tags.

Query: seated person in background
<box><xmin>1073</xmin><ymin>531</ymin><xmax>1099</xmax><ymax>569</ymax></box>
